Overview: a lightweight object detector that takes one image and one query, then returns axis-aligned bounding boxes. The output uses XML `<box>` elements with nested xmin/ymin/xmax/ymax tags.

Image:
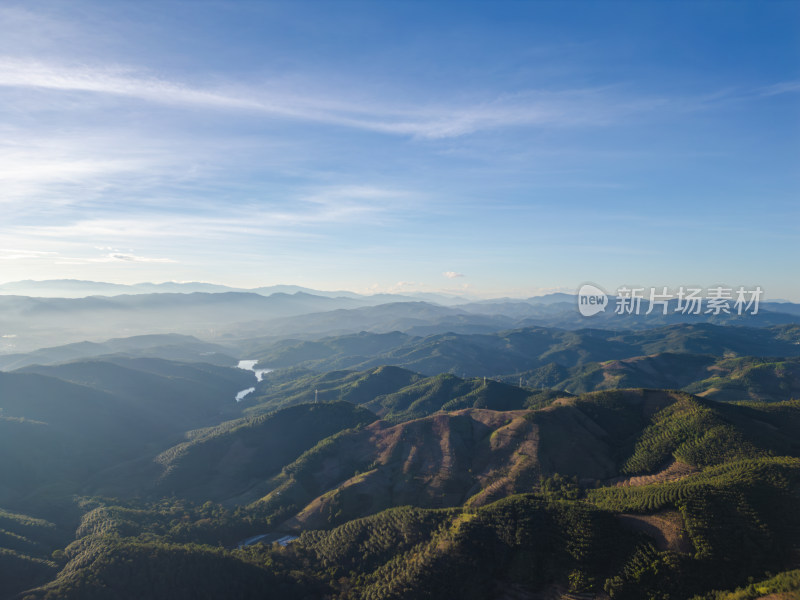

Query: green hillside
<box><xmin>244</xmin><ymin>365</ymin><xmax>423</xmax><ymax>413</ymax></box>
<box><xmin>0</xmin><ymin>508</ymin><xmax>66</xmax><ymax>598</ymax></box>
<box><xmin>503</xmin><ymin>353</ymin><xmax>800</xmax><ymax>403</ymax></box>
<box><xmin>21</xmin><ymin>453</ymin><xmax>800</xmax><ymax>600</ymax></box>
<box><xmin>535</xmin><ymin>352</ymin><xmax>717</xmax><ymax>394</ymax></box>
<box><xmin>685</xmin><ymin>356</ymin><xmax>800</xmax><ymax>402</ymax></box>
<box><xmin>692</xmin><ymin>569</ymin><xmax>800</xmax><ymax>599</ymax></box>
<box><xmin>245</xmin><ymin>366</ymin><xmax>539</xmax><ymax>422</ymax></box>
<box><xmin>251</xmin><ymin>324</ymin><xmax>800</xmax><ymax>375</ymax></box>
<box><xmin>240</xmin><ymin>391</ymin><xmax>800</xmax><ymax>535</ymax></box>
<box><xmin>2</xmin><ymin>329</ymin><xmax>800</xmax><ymax>599</ymax></box>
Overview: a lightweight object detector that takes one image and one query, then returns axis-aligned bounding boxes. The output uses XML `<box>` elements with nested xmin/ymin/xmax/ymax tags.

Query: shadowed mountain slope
<box><xmin>0</xmin><ymin>358</ymin><xmax>253</xmax><ymax>507</ymax></box>
<box><xmin>18</xmin><ymin>359</ymin><xmax>252</xmax><ymax>429</ymax></box>
<box><xmin>0</xmin><ymin>333</ymin><xmax>237</xmax><ymax>371</ymax></box>
<box><xmin>151</xmin><ymin>402</ymin><xmax>377</xmax><ymax>503</ymax></box>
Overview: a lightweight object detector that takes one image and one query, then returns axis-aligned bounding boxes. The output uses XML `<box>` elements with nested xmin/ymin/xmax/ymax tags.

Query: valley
<box><xmin>1</xmin><ymin>292</ymin><xmax>799</xmax><ymax>599</ymax></box>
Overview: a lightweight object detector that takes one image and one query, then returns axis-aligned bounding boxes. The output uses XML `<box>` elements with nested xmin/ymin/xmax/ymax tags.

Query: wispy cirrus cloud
<box><xmin>443</xmin><ymin>271</ymin><xmax>464</xmax><ymax>279</ymax></box>
<box><xmin>0</xmin><ymin>145</ymin><xmax>147</xmax><ymax>209</ymax></box>
<box><xmin>89</xmin><ymin>252</ymin><xmax>176</xmax><ymax>264</ymax></box>
<box><xmin>0</xmin><ymin>128</ymin><xmax>199</xmax><ymax>214</ymax></box>
<box><xmin>3</xmin><ymin>183</ymin><xmax>413</xmax><ymax>246</ymax></box>
<box><xmin>0</xmin><ymin>57</ymin><xmax>650</xmax><ymax>139</ymax></box>
<box><xmin>0</xmin><ymin>248</ymin><xmax>58</xmax><ymax>260</ymax></box>
<box><xmin>757</xmin><ymin>80</ymin><xmax>800</xmax><ymax>97</ymax></box>
<box><xmin>0</xmin><ymin>246</ymin><xmax>173</xmax><ymax>266</ymax></box>
<box><xmin>49</xmin><ymin>252</ymin><xmax>177</xmax><ymax>266</ymax></box>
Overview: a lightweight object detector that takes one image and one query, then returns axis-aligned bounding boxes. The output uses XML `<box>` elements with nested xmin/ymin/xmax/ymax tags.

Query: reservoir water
<box><xmin>235</xmin><ymin>359</ymin><xmax>273</xmax><ymax>402</ymax></box>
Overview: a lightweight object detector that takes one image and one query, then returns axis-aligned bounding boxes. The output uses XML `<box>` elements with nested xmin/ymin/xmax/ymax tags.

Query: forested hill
<box><xmin>7</xmin><ymin>389</ymin><xmax>800</xmax><ymax>600</ymax></box>
<box><xmin>0</xmin><ymin>325</ymin><xmax>799</xmax><ymax>599</ymax></box>
<box><xmin>250</xmin><ymin>322</ymin><xmax>800</xmax><ymax>376</ymax></box>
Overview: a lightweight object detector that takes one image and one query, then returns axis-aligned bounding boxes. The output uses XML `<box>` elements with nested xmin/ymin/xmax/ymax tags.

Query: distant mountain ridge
<box><xmin>0</xmin><ymin>333</ymin><xmax>236</xmax><ymax>370</ymax></box>
<box><xmin>0</xmin><ymin>279</ymin><xmax>470</xmax><ymax>305</ymax></box>
<box><xmin>0</xmin><ymin>281</ymin><xmax>798</xmax><ymax>356</ymax></box>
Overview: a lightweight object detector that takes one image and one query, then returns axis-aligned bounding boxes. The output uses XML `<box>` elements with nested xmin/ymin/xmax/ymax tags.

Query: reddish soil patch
<box><xmin>618</xmin><ymin>510</ymin><xmax>693</xmax><ymax>554</ymax></box>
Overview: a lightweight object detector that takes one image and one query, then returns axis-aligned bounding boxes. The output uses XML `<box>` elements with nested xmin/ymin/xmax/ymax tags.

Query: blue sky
<box><xmin>0</xmin><ymin>1</ymin><xmax>798</xmax><ymax>299</ymax></box>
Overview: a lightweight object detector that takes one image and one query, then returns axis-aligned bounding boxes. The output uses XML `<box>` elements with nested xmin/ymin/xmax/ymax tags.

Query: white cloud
<box><xmin>0</xmin><ymin>248</ymin><xmax>57</xmax><ymax>260</ymax></box>
<box><xmin>0</xmin><ymin>180</ymin><xmax>412</xmax><ymax>248</ymax></box>
<box><xmin>443</xmin><ymin>271</ymin><xmax>464</xmax><ymax>279</ymax></box>
<box><xmin>89</xmin><ymin>252</ymin><xmax>176</xmax><ymax>264</ymax></box>
<box><xmin>0</xmin><ymin>131</ymin><xmax>182</xmax><ymax>212</ymax></box>
<box><xmin>757</xmin><ymin>80</ymin><xmax>800</xmax><ymax>98</ymax></box>
<box><xmin>0</xmin><ymin>245</ymin><xmax>175</xmax><ymax>265</ymax></box>
<box><xmin>0</xmin><ymin>58</ymin><xmax>265</xmax><ymax>111</ymax></box>
<box><xmin>0</xmin><ymin>57</ymin><xmax>646</xmax><ymax>140</ymax></box>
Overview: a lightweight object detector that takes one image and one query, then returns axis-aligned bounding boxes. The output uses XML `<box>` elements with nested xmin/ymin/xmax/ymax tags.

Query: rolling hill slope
<box><xmin>251</xmin><ymin>323</ymin><xmax>800</xmax><ymax>377</ymax></box>
<box><xmin>152</xmin><ymin>402</ymin><xmax>376</xmax><ymax>503</ymax></box>
<box><xmin>244</xmin><ymin>365</ymin><xmax>539</xmax><ymax>421</ymax></box>
<box><xmin>504</xmin><ymin>353</ymin><xmax>800</xmax><ymax>402</ymax></box>
<box><xmin>244</xmin><ymin>390</ymin><xmax>800</xmax><ymax>532</ymax></box>
<box><xmin>18</xmin><ymin>358</ymin><xmax>252</xmax><ymax>430</ymax></box>
<box><xmin>0</xmin><ymin>358</ymin><xmax>254</xmax><ymax>507</ymax></box>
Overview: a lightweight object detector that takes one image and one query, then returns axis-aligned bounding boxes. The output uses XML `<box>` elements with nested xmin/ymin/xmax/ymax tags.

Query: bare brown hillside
<box><xmin>278</xmin><ymin>409</ymin><xmax>546</xmax><ymax>530</ymax></box>
<box><xmin>264</xmin><ymin>390</ymin><xmax>684</xmax><ymax>530</ymax></box>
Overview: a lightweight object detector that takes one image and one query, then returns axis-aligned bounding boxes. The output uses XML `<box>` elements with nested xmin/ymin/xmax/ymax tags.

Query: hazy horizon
<box><xmin>2</xmin><ymin>278</ymin><xmax>799</xmax><ymax>304</ymax></box>
<box><xmin>0</xmin><ymin>276</ymin><xmax>571</xmax><ymax>300</ymax></box>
